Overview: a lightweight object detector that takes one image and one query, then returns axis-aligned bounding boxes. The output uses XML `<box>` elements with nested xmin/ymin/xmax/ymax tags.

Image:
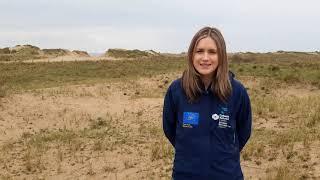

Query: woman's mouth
<box><xmin>200</xmin><ymin>63</ymin><xmax>211</xmax><ymax>67</ymax></box>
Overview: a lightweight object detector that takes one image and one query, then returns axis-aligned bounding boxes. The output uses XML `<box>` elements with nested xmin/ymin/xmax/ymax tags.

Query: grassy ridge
<box><xmin>230</xmin><ymin>52</ymin><xmax>320</xmax><ymax>64</ymax></box>
<box><xmin>229</xmin><ymin>52</ymin><xmax>320</xmax><ymax>87</ymax></box>
<box><xmin>0</xmin><ymin>57</ymin><xmax>186</xmax><ymax>93</ymax></box>
<box><xmin>1</xmin><ymin>53</ymin><xmax>320</xmax><ymax>95</ymax></box>
<box><xmin>230</xmin><ymin>63</ymin><xmax>320</xmax><ymax>87</ymax></box>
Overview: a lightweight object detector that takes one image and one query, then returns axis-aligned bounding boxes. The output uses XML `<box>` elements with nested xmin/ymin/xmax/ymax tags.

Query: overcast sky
<box><xmin>1</xmin><ymin>0</ymin><xmax>319</xmax><ymax>53</ymax></box>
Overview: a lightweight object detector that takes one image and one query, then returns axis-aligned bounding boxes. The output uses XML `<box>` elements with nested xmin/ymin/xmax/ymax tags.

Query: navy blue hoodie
<box><xmin>163</xmin><ymin>73</ymin><xmax>252</xmax><ymax>180</ymax></box>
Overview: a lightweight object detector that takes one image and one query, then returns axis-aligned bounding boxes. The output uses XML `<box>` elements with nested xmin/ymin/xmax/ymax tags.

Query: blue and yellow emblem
<box><xmin>183</xmin><ymin>112</ymin><xmax>199</xmax><ymax>128</ymax></box>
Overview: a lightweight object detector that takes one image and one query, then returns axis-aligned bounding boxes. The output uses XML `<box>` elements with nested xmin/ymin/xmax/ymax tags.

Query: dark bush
<box><xmin>0</xmin><ymin>48</ymin><xmax>10</xmax><ymax>54</ymax></box>
<box><xmin>269</xmin><ymin>65</ymin><xmax>280</xmax><ymax>71</ymax></box>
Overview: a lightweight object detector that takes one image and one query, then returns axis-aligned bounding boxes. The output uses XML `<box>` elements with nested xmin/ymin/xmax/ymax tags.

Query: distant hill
<box><xmin>0</xmin><ymin>45</ymin><xmax>90</xmax><ymax>62</ymax></box>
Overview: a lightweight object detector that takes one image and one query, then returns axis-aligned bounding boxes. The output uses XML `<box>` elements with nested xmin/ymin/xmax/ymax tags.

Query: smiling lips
<box><xmin>200</xmin><ymin>63</ymin><xmax>211</xmax><ymax>68</ymax></box>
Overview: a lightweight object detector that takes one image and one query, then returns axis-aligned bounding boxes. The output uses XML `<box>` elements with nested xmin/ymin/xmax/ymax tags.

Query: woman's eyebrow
<box><xmin>196</xmin><ymin>47</ymin><xmax>217</xmax><ymax>50</ymax></box>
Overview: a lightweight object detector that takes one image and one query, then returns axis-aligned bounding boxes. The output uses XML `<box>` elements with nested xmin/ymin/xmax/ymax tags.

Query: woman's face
<box><xmin>193</xmin><ymin>36</ymin><xmax>219</xmax><ymax>81</ymax></box>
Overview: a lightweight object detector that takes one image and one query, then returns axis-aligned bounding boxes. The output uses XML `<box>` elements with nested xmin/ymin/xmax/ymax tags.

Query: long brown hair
<box><xmin>182</xmin><ymin>26</ymin><xmax>232</xmax><ymax>103</ymax></box>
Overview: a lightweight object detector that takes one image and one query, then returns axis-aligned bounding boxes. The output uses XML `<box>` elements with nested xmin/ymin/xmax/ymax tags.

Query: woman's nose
<box><xmin>203</xmin><ymin>52</ymin><xmax>209</xmax><ymax>61</ymax></box>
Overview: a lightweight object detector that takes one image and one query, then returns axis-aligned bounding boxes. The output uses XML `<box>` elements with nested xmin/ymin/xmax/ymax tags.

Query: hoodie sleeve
<box><xmin>163</xmin><ymin>85</ymin><xmax>177</xmax><ymax>147</ymax></box>
<box><xmin>236</xmin><ymin>87</ymin><xmax>252</xmax><ymax>152</ymax></box>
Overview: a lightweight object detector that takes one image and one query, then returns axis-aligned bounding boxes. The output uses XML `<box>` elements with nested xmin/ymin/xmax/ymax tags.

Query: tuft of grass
<box><xmin>281</xmin><ymin>72</ymin><xmax>302</xmax><ymax>83</ymax></box>
<box><xmin>0</xmin><ymin>85</ymin><xmax>8</xmax><ymax>98</ymax></box>
<box><xmin>103</xmin><ymin>163</ymin><xmax>117</xmax><ymax>173</ymax></box>
<box><xmin>150</xmin><ymin>138</ymin><xmax>174</xmax><ymax>161</ymax></box>
<box><xmin>305</xmin><ymin>106</ymin><xmax>320</xmax><ymax>128</ymax></box>
<box><xmin>89</xmin><ymin>117</ymin><xmax>109</xmax><ymax>129</ymax></box>
<box><xmin>25</xmin><ymin>129</ymin><xmax>78</xmax><ymax>149</ymax></box>
<box><xmin>241</xmin><ymin>129</ymin><xmax>275</xmax><ymax>161</ymax></box>
<box><xmin>124</xmin><ymin>160</ymin><xmax>135</xmax><ymax>169</ymax></box>
<box><xmin>0</xmin><ymin>175</ymin><xmax>12</xmax><ymax>180</ymax></box>
<box><xmin>87</xmin><ymin>162</ymin><xmax>95</xmax><ymax>175</ymax></box>
<box><xmin>92</xmin><ymin>140</ymin><xmax>103</xmax><ymax>151</ymax></box>
<box><xmin>265</xmin><ymin>165</ymin><xmax>298</xmax><ymax>180</ymax></box>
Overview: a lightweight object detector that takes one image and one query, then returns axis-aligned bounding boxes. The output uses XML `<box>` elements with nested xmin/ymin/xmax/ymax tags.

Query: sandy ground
<box><xmin>0</xmin><ymin>75</ymin><xmax>320</xmax><ymax>179</ymax></box>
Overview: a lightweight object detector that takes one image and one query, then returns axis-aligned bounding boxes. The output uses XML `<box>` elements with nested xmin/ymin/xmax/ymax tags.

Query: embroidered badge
<box><xmin>218</xmin><ymin>114</ymin><xmax>230</xmax><ymax>128</ymax></box>
<box><xmin>183</xmin><ymin>112</ymin><xmax>199</xmax><ymax>128</ymax></box>
<box><xmin>217</xmin><ymin>105</ymin><xmax>231</xmax><ymax>128</ymax></box>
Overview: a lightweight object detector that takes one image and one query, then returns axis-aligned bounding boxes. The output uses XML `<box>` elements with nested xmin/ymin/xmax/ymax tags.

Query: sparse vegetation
<box><xmin>0</xmin><ymin>51</ymin><xmax>320</xmax><ymax>179</ymax></box>
<box><xmin>0</xmin><ymin>57</ymin><xmax>185</xmax><ymax>93</ymax></box>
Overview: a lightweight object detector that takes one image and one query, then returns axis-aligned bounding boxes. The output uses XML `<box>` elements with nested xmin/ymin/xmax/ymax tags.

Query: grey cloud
<box><xmin>0</xmin><ymin>0</ymin><xmax>319</xmax><ymax>52</ymax></box>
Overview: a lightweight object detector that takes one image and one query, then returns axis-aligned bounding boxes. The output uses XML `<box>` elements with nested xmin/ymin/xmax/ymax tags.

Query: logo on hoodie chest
<box><xmin>182</xmin><ymin>112</ymin><xmax>199</xmax><ymax>128</ymax></box>
<box><xmin>212</xmin><ymin>106</ymin><xmax>231</xmax><ymax>128</ymax></box>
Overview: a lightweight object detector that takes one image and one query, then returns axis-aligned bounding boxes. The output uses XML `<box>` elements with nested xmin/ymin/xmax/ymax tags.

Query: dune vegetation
<box><xmin>0</xmin><ymin>51</ymin><xmax>320</xmax><ymax>179</ymax></box>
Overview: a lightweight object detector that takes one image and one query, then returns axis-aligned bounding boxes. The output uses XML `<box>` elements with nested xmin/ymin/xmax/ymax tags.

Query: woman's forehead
<box><xmin>195</xmin><ymin>36</ymin><xmax>217</xmax><ymax>48</ymax></box>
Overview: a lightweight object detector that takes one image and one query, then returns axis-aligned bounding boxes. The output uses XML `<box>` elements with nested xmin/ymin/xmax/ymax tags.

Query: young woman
<box><xmin>163</xmin><ymin>27</ymin><xmax>252</xmax><ymax>180</ymax></box>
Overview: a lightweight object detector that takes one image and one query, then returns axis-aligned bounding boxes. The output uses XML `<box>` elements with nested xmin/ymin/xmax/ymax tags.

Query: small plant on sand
<box><xmin>150</xmin><ymin>139</ymin><xmax>173</xmax><ymax>161</ymax></box>
<box><xmin>0</xmin><ymin>86</ymin><xmax>7</xmax><ymax>98</ymax></box>
<box><xmin>89</xmin><ymin>117</ymin><xmax>108</xmax><ymax>129</ymax></box>
<box><xmin>265</xmin><ymin>165</ymin><xmax>298</xmax><ymax>180</ymax></box>
<box><xmin>87</xmin><ymin>162</ymin><xmax>95</xmax><ymax>175</ymax></box>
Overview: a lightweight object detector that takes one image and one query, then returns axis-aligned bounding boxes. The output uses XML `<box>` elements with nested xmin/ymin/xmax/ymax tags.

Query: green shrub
<box><xmin>269</xmin><ymin>65</ymin><xmax>280</xmax><ymax>71</ymax></box>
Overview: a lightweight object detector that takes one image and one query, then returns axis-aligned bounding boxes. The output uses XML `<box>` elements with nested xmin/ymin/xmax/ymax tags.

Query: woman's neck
<box><xmin>201</xmin><ymin>77</ymin><xmax>212</xmax><ymax>90</ymax></box>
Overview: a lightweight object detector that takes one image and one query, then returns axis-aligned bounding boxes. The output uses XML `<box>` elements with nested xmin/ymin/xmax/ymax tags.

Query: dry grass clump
<box><xmin>265</xmin><ymin>164</ymin><xmax>300</xmax><ymax>180</ymax></box>
<box><xmin>150</xmin><ymin>138</ymin><xmax>174</xmax><ymax>161</ymax></box>
<box><xmin>0</xmin><ymin>85</ymin><xmax>7</xmax><ymax>98</ymax></box>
